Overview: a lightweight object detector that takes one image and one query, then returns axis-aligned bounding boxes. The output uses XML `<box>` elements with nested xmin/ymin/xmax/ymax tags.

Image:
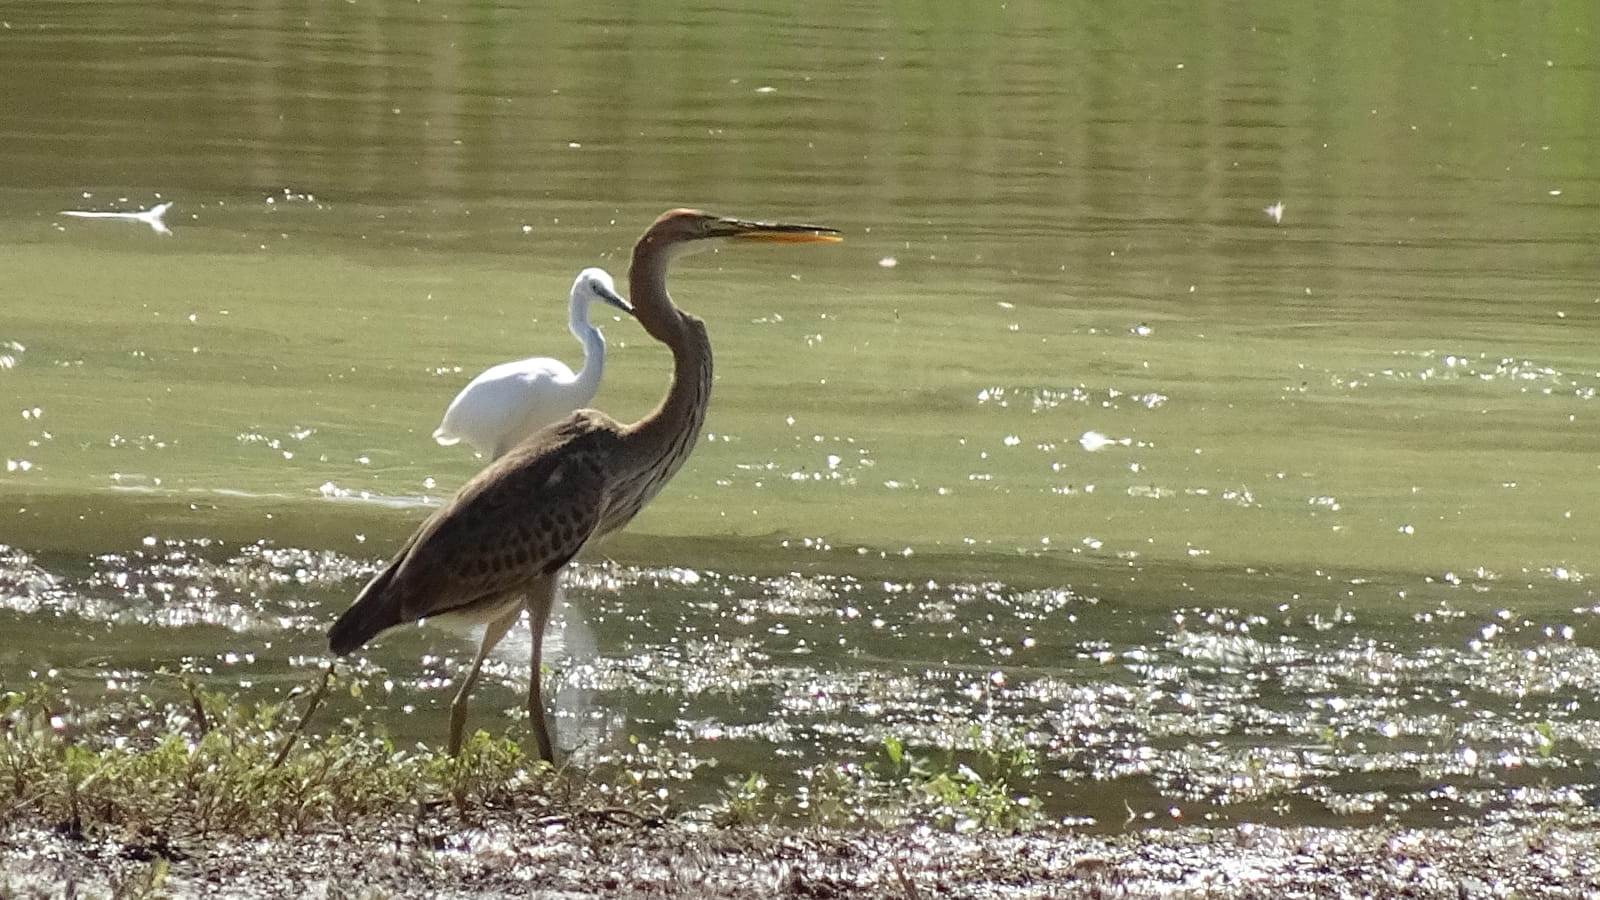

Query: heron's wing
<box><xmin>329</xmin><ymin>413</ymin><xmax>619</xmax><ymax>653</ymax></box>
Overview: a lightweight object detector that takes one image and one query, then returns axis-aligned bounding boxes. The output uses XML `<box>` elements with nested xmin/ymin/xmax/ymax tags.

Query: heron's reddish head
<box><xmin>644</xmin><ymin>209</ymin><xmax>841</xmax><ymax>251</ymax></box>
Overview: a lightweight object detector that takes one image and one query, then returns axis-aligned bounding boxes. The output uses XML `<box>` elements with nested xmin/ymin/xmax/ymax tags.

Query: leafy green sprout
<box><xmin>725</xmin><ymin>724</ymin><xmax>1043</xmax><ymax>832</ymax></box>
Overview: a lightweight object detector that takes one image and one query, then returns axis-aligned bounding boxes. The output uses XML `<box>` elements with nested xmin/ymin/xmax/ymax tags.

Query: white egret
<box><xmin>433</xmin><ymin>267</ymin><xmax>632</xmax><ymax>460</ymax></box>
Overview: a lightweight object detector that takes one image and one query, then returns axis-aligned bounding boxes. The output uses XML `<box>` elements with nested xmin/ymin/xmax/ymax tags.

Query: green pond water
<box><xmin>2</xmin><ymin>1</ymin><xmax>1598</xmax><ymax>829</ymax></box>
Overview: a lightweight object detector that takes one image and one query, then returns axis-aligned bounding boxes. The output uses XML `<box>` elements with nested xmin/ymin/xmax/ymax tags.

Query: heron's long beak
<box><xmin>711</xmin><ymin>217</ymin><xmax>842</xmax><ymax>244</ymax></box>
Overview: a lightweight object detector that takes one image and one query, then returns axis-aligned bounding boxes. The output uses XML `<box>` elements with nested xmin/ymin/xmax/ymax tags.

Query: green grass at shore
<box><xmin>0</xmin><ymin>674</ymin><xmax>1041</xmax><ymax>849</ymax></box>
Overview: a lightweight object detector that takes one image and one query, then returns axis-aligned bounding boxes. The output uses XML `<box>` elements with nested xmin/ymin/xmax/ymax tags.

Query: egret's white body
<box><xmin>433</xmin><ymin>268</ymin><xmax>631</xmax><ymax>460</ymax></box>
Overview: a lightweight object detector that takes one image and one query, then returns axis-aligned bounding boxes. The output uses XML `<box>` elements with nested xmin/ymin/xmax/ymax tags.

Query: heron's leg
<box><xmin>448</xmin><ymin>603</ymin><xmax>522</xmax><ymax>756</ymax></box>
<box><xmin>525</xmin><ymin>574</ymin><xmax>560</xmax><ymax>762</ymax></box>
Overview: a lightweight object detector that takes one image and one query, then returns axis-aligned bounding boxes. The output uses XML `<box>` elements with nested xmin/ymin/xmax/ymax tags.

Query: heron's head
<box><xmin>572</xmin><ymin>267</ymin><xmax>632</xmax><ymax>315</ymax></box>
<box><xmin>643</xmin><ymin>209</ymin><xmax>841</xmax><ymax>259</ymax></box>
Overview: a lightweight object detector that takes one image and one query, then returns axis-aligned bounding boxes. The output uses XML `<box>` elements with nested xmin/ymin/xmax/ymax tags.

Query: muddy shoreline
<box><xmin>7</xmin><ymin>815</ymin><xmax>1599</xmax><ymax>899</ymax></box>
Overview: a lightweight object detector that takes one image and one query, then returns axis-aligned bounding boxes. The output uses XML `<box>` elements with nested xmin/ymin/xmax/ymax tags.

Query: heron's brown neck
<box><xmin>603</xmin><ymin>238</ymin><xmax>714</xmax><ymax>534</ymax></box>
<box><xmin>629</xmin><ymin>238</ymin><xmax>694</xmax><ymax>347</ymax></box>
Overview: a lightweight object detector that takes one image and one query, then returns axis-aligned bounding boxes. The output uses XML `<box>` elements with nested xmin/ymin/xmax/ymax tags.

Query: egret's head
<box><xmin>641</xmin><ymin>209</ymin><xmax>842</xmax><ymax>260</ymax></box>
<box><xmin>572</xmin><ymin>267</ymin><xmax>632</xmax><ymax>315</ymax></box>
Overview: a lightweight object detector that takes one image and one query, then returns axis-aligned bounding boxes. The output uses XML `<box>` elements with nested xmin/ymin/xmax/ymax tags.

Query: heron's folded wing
<box><xmin>389</xmin><ymin>431</ymin><xmax>613</xmax><ymax>622</ymax></box>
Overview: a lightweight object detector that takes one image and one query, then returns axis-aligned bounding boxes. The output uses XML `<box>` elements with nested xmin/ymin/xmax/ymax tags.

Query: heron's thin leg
<box><xmin>448</xmin><ymin>603</ymin><xmax>522</xmax><ymax>756</ymax></box>
<box><xmin>525</xmin><ymin>575</ymin><xmax>559</xmax><ymax>762</ymax></box>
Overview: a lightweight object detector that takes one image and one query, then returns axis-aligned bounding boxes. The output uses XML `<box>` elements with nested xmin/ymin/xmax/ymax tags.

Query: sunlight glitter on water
<box><xmin>7</xmin><ymin>538</ymin><xmax>1600</xmax><ymax>827</ymax></box>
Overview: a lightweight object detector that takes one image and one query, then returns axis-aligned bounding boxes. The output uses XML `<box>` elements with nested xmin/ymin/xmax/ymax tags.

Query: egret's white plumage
<box><xmin>433</xmin><ymin>267</ymin><xmax>632</xmax><ymax>460</ymax></box>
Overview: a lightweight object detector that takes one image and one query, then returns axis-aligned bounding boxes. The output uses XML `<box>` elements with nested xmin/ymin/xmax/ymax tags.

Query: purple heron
<box><xmin>329</xmin><ymin>209</ymin><xmax>841</xmax><ymax>759</ymax></box>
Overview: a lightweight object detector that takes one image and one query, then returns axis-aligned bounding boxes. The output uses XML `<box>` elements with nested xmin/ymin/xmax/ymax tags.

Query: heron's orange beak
<box><xmin>712</xmin><ymin>217</ymin><xmax>842</xmax><ymax>243</ymax></box>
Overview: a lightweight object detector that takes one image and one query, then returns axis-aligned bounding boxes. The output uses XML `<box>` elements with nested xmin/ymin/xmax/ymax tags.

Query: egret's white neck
<box><xmin>568</xmin><ymin>296</ymin><xmax>608</xmax><ymax>400</ymax></box>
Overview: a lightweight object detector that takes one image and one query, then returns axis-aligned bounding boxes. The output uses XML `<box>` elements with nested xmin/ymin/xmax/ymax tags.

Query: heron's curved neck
<box><xmin>628</xmin><ymin>239</ymin><xmax>712</xmax><ymax>430</ymax></box>
<box><xmin>608</xmin><ymin>239</ymin><xmax>713</xmax><ymax>524</ymax></box>
<box><xmin>629</xmin><ymin>239</ymin><xmax>692</xmax><ymax>347</ymax></box>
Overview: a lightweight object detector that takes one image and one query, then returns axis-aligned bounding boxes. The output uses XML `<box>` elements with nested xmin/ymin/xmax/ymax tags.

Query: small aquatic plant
<box><xmin>873</xmin><ymin>724</ymin><xmax>1043</xmax><ymax>832</ymax></box>
<box><xmin>719</xmin><ymin>723</ymin><xmax>1043</xmax><ymax>833</ymax></box>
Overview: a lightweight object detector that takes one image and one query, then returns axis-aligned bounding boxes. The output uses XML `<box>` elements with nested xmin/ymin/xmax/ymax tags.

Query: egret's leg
<box><xmin>448</xmin><ymin>603</ymin><xmax>522</xmax><ymax>756</ymax></box>
<box><xmin>525</xmin><ymin>574</ymin><xmax>560</xmax><ymax>762</ymax></box>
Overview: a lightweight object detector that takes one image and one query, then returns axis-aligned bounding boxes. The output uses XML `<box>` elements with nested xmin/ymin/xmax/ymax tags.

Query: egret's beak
<box><xmin>596</xmin><ymin>283</ymin><xmax>633</xmax><ymax>315</ymax></box>
<box><xmin>708</xmin><ymin>217</ymin><xmax>843</xmax><ymax>244</ymax></box>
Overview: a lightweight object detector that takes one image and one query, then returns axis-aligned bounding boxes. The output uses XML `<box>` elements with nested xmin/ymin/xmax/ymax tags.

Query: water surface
<box><xmin>2</xmin><ymin>1</ymin><xmax>1598</xmax><ymax>828</ymax></box>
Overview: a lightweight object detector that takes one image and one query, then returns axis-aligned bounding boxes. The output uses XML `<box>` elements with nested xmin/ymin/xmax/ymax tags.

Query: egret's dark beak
<box><xmin>596</xmin><ymin>284</ymin><xmax>633</xmax><ymax>315</ymax></box>
<box><xmin>708</xmin><ymin>217</ymin><xmax>843</xmax><ymax>244</ymax></box>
